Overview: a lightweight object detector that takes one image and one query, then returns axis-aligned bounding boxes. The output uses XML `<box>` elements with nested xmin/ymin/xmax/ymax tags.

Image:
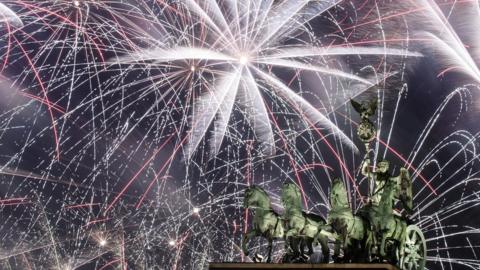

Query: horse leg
<box><xmin>365</xmin><ymin>231</ymin><xmax>372</xmax><ymax>262</ymax></box>
<box><xmin>266</xmin><ymin>236</ymin><xmax>273</xmax><ymax>263</ymax></box>
<box><xmin>353</xmin><ymin>239</ymin><xmax>362</xmax><ymax>262</ymax></box>
<box><xmin>398</xmin><ymin>224</ymin><xmax>407</xmax><ymax>266</ymax></box>
<box><xmin>286</xmin><ymin>229</ymin><xmax>300</xmax><ymax>259</ymax></box>
<box><xmin>380</xmin><ymin>232</ymin><xmax>387</xmax><ymax>258</ymax></box>
<box><xmin>299</xmin><ymin>237</ymin><xmax>306</xmax><ymax>259</ymax></box>
<box><xmin>343</xmin><ymin>236</ymin><xmax>352</xmax><ymax>262</ymax></box>
<box><xmin>307</xmin><ymin>238</ymin><xmax>314</xmax><ymax>256</ymax></box>
<box><xmin>333</xmin><ymin>238</ymin><xmax>342</xmax><ymax>262</ymax></box>
<box><xmin>282</xmin><ymin>236</ymin><xmax>290</xmax><ymax>262</ymax></box>
<box><xmin>242</xmin><ymin>230</ymin><xmax>257</xmax><ymax>257</ymax></box>
<box><xmin>319</xmin><ymin>234</ymin><xmax>330</xmax><ymax>263</ymax></box>
<box><xmin>359</xmin><ymin>232</ymin><xmax>370</xmax><ymax>263</ymax></box>
<box><xmin>371</xmin><ymin>229</ymin><xmax>378</xmax><ymax>257</ymax></box>
<box><xmin>292</xmin><ymin>237</ymin><xmax>301</xmax><ymax>260</ymax></box>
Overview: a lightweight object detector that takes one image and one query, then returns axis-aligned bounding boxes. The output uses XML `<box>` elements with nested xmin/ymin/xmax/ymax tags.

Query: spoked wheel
<box><xmin>400</xmin><ymin>225</ymin><xmax>426</xmax><ymax>270</ymax></box>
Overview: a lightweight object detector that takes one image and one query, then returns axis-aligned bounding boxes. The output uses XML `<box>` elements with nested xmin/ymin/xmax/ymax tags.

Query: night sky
<box><xmin>0</xmin><ymin>1</ymin><xmax>479</xmax><ymax>269</ymax></box>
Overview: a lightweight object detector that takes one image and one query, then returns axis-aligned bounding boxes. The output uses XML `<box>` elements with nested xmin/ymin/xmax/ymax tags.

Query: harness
<box><xmin>329</xmin><ymin>207</ymin><xmax>357</xmax><ymax>237</ymax></box>
<box><xmin>272</xmin><ymin>214</ymin><xmax>281</xmax><ymax>236</ymax></box>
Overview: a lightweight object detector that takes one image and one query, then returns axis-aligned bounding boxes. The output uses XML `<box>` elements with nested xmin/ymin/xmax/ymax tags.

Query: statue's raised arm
<box><xmin>361</xmin><ymin>158</ymin><xmax>371</xmax><ymax>178</ymax></box>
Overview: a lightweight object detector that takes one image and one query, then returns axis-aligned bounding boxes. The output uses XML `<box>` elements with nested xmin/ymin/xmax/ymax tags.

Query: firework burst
<box><xmin>115</xmin><ymin>0</ymin><xmax>422</xmax><ymax>161</ymax></box>
<box><xmin>0</xmin><ymin>1</ymin><xmax>479</xmax><ymax>269</ymax></box>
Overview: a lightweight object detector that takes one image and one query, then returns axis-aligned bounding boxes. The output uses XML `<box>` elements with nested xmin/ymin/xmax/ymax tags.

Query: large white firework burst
<box><xmin>115</xmin><ymin>0</ymin><xmax>420</xmax><ymax>160</ymax></box>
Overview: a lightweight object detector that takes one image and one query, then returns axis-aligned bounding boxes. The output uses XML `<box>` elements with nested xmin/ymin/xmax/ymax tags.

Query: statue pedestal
<box><xmin>209</xmin><ymin>263</ymin><xmax>399</xmax><ymax>270</ymax></box>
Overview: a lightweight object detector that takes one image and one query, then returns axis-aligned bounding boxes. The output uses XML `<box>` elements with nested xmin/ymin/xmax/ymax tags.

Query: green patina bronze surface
<box><xmin>241</xmin><ymin>98</ymin><xmax>426</xmax><ymax>270</ymax></box>
<box><xmin>242</xmin><ymin>186</ymin><xmax>284</xmax><ymax>263</ymax></box>
<box><xmin>281</xmin><ymin>182</ymin><xmax>329</xmax><ymax>263</ymax></box>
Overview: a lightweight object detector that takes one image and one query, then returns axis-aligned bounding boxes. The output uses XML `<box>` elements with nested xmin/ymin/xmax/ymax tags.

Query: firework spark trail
<box><xmin>0</xmin><ymin>1</ymin><xmax>479</xmax><ymax>269</ymax></box>
<box><xmin>417</xmin><ymin>0</ymin><xmax>480</xmax><ymax>82</ymax></box>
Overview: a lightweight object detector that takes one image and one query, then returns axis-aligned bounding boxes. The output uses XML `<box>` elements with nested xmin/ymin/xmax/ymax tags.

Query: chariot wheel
<box><xmin>400</xmin><ymin>225</ymin><xmax>426</xmax><ymax>270</ymax></box>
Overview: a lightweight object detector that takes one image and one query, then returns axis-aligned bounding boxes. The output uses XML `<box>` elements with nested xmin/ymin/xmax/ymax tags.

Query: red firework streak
<box><xmin>64</xmin><ymin>203</ymin><xmax>100</xmax><ymax>210</ymax></box>
<box><xmin>12</xmin><ymin>35</ymin><xmax>61</xmax><ymax>160</ymax></box>
<box><xmin>134</xmin><ymin>134</ymin><xmax>189</xmax><ymax>209</ymax></box>
<box><xmin>239</xmin><ymin>141</ymin><xmax>254</xmax><ymax>262</ymax></box>
<box><xmin>172</xmin><ymin>232</ymin><xmax>190</xmax><ymax>270</ymax></box>
<box><xmin>0</xmin><ymin>197</ymin><xmax>30</xmax><ymax>206</ymax></box>
<box><xmin>272</xmin><ymin>81</ymin><xmax>366</xmax><ymax>202</ymax></box>
<box><xmin>106</xmin><ymin>71</ymin><xmax>210</xmax><ymax>212</ymax></box>
<box><xmin>18</xmin><ymin>2</ymin><xmax>106</xmax><ymax>62</ymax></box>
<box><xmin>83</xmin><ymin>217</ymin><xmax>111</xmax><ymax>228</ymax></box>
<box><xmin>104</xmin><ymin>133</ymin><xmax>176</xmax><ymax>213</ymax></box>
<box><xmin>299</xmin><ymin>163</ymin><xmax>333</xmax><ymax>173</ymax></box>
<box><xmin>0</xmin><ymin>11</ymin><xmax>12</xmax><ymax>73</ymax></box>
<box><xmin>98</xmin><ymin>259</ymin><xmax>122</xmax><ymax>270</ymax></box>
<box><xmin>266</xmin><ymin>104</ymin><xmax>311</xmax><ymax>208</ymax></box>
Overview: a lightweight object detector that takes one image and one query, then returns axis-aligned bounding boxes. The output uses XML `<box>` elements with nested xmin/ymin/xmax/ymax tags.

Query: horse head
<box><xmin>330</xmin><ymin>178</ymin><xmax>349</xmax><ymax>209</ymax></box>
<box><xmin>281</xmin><ymin>182</ymin><xmax>302</xmax><ymax>209</ymax></box>
<box><xmin>243</xmin><ymin>186</ymin><xmax>270</xmax><ymax>209</ymax></box>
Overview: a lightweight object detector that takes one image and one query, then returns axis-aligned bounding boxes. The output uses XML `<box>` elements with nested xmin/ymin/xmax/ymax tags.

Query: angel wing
<box><xmin>350</xmin><ymin>99</ymin><xmax>363</xmax><ymax>114</ymax></box>
<box><xmin>368</xmin><ymin>99</ymin><xmax>378</xmax><ymax>115</ymax></box>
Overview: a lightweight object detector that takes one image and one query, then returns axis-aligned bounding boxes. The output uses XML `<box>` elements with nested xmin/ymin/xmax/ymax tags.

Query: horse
<box><xmin>281</xmin><ymin>182</ymin><xmax>329</xmax><ymax>263</ymax></box>
<box><xmin>328</xmin><ymin>178</ymin><xmax>371</xmax><ymax>262</ymax></box>
<box><xmin>370</xmin><ymin>168</ymin><xmax>412</xmax><ymax>262</ymax></box>
<box><xmin>242</xmin><ymin>186</ymin><xmax>285</xmax><ymax>263</ymax></box>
